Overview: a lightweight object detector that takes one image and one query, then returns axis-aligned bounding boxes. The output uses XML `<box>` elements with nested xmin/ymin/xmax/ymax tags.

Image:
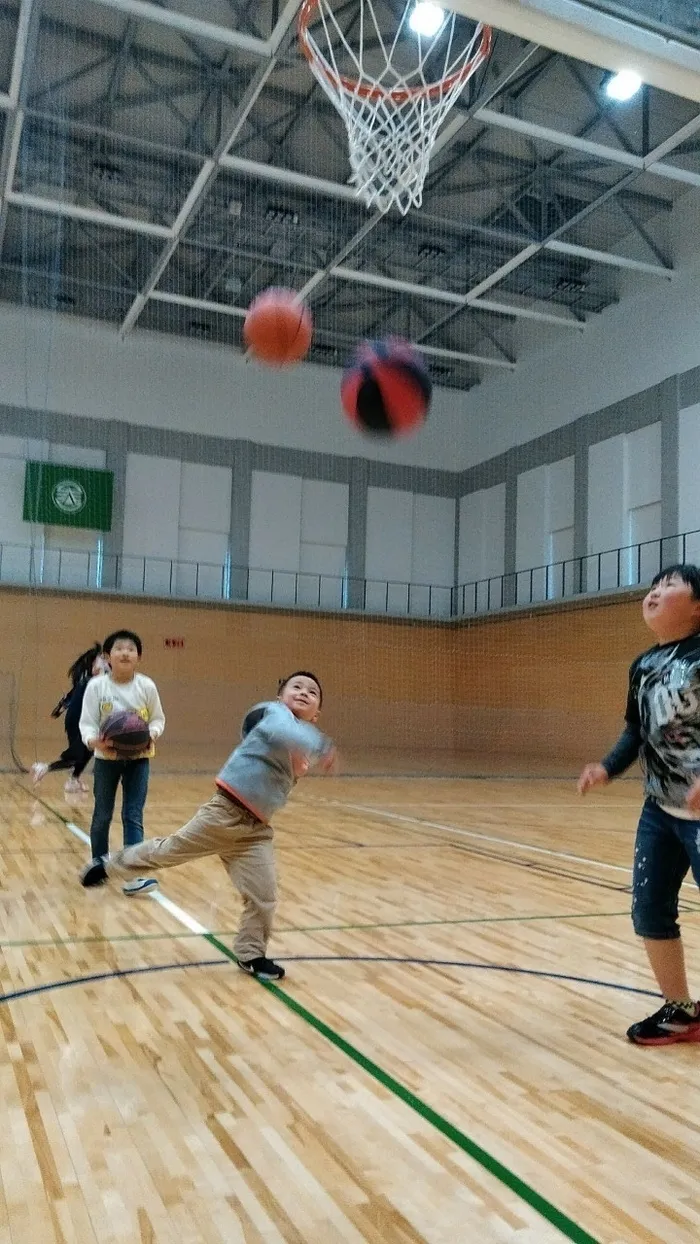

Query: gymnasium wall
<box><xmin>452</xmin><ymin>593</ymin><xmax>649</xmax><ymax>766</ymax></box>
<box><xmin>0</xmin><ymin>583</ymin><xmax>649</xmax><ymax>775</ymax></box>
<box><xmin>460</xmin><ymin>192</ymin><xmax>700</xmax><ymax>466</ymax></box>
<box><xmin>3</xmin><ymin>197</ymin><xmax>700</xmax><ymax>618</ymax></box>
<box><xmin>0</xmin><ymin>302</ymin><xmax>465</xmax><ymax>470</ymax></box>
<box><xmin>1</xmin><ymin>367</ymin><xmax>698</xmax><ymax>619</ymax></box>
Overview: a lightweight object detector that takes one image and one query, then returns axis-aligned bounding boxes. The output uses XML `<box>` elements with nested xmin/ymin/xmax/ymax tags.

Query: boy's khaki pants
<box><xmin>106</xmin><ymin>791</ymin><xmax>276</xmax><ymax>962</ymax></box>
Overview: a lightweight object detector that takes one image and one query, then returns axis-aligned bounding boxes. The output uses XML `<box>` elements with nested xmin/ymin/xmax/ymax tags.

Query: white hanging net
<box><xmin>298</xmin><ymin>0</ymin><xmax>492</xmax><ymax>215</ymax></box>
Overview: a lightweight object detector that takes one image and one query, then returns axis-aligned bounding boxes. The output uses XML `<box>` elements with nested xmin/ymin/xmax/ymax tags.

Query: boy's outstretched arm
<box><xmin>578</xmin><ymin>664</ymin><xmax>641</xmax><ymax>795</ymax></box>
<box><xmin>257</xmin><ymin>703</ymin><xmax>335</xmax><ymax>766</ymax></box>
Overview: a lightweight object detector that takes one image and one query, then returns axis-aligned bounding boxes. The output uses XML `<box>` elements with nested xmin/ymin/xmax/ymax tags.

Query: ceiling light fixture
<box><xmin>408</xmin><ymin>2</ymin><xmax>444</xmax><ymax>38</ymax></box>
<box><xmin>605</xmin><ymin>69</ymin><xmax>642</xmax><ymax>102</ymax></box>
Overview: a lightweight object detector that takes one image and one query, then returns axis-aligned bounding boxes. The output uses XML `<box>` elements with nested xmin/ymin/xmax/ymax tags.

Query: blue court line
<box><xmin>280</xmin><ymin>956</ymin><xmax>661</xmax><ymax>996</ymax></box>
<box><xmin>0</xmin><ymin>954</ymin><xmax>660</xmax><ymax>1006</ymax></box>
<box><xmin>0</xmin><ymin>959</ymin><xmax>226</xmax><ymax>1004</ymax></box>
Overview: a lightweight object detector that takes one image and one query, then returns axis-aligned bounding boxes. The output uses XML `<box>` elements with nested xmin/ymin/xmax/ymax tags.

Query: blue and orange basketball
<box><xmin>341</xmin><ymin>338</ymin><xmax>432</xmax><ymax>437</ymax></box>
<box><xmin>101</xmin><ymin>710</ymin><xmax>151</xmax><ymax>756</ymax></box>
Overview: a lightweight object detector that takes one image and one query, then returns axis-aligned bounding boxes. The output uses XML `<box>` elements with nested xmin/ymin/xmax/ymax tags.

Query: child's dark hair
<box><xmin>68</xmin><ymin>642</ymin><xmax>102</xmax><ymax>687</ymax></box>
<box><xmin>651</xmin><ymin>564</ymin><xmax>700</xmax><ymax>601</ymax></box>
<box><xmin>103</xmin><ymin>629</ymin><xmax>143</xmax><ymax>657</ymax></box>
<box><xmin>278</xmin><ymin>670</ymin><xmax>323</xmax><ymax>705</ymax></box>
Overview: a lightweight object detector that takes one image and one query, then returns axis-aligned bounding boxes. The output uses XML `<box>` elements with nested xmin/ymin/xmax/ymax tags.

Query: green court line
<box><xmin>0</xmin><ymin>909</ymin><xmax>637</xmax><ymax>951</ymax></box>
<box><xmin>18</xmin><ymin>780</ymin><xmax>600</xmax><ymax>1244</ymax></box>
<box><xmin>204</xmin><ymin>930</ymin><xmax>601</xmax><ymax>1244</ymax></box>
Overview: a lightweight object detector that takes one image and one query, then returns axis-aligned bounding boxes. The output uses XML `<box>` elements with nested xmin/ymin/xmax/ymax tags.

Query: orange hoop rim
<box><xmin>297</xmin><ymin>0</ymin><xmax>493</xmax><ymax>105</ymax></box>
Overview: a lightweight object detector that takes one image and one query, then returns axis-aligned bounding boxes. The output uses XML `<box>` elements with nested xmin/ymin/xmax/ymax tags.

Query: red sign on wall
<box><xmin>164</xmin><ymin>637</ymin><xmax>185</xmax><ymax>649</ymax></box>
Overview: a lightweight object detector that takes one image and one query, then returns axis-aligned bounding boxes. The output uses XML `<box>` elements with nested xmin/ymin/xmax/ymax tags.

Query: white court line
<box><xmin>324</xmin><ymin>801</ymin><xmax>633</xmax><ymax>873</ymax></box>
<box><xmin>323</xmin><ymin>801</ymin><xmax>699</xmax><ymax>895</ymax></box>
<box><xmin>64</xmin><ymin>820</ymin><xmax>92</xmax><ymax>847</ymax></box>
<box><xmin>64</xmin><ymin>821</ymin><xmax>211</xmax><ymax>934</ymax></box>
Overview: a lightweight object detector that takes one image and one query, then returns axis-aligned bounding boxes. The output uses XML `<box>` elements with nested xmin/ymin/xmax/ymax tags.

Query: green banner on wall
<box><xmin>23</xmin><ymin>462</ymin><xmax>113</xmax><ymax>531</ymax></box>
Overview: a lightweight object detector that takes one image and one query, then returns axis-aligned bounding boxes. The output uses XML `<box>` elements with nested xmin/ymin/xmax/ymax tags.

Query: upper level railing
<box><xmin>456</xmin><ymin>529</ymin><xmax>699</xmax><ymax>615</ymax></box>
<box><xmin>0</xmin><ymin>541</ymin><xmax>454</xmax><ymax>617</ymax></box>
<box><xmin>0</xmin><ymin>528</ymin><xmax>697</xmax><ymax>619</ymax></box>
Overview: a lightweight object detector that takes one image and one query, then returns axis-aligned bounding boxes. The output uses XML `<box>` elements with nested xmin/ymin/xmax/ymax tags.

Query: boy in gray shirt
<box><xmin>81</xmin><ymin>671</ymin><xmax>335</xmax><ymax>980</ymax></box>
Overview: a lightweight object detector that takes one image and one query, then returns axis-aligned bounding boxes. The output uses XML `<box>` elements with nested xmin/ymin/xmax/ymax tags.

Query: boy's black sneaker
<box><xmin>81</xmin><ymin>858</ymin><xmax>108</xmax><ymax>887</ymax></box>
<box><xmin>238</xmin><ymin>956</ymin><xmax>285</xmax><ymax>981</ymax></box>
<box><xmin>627</xmin><ymin>1001</ymin><xmax>700</xmax><ymax>1045</ymax></box>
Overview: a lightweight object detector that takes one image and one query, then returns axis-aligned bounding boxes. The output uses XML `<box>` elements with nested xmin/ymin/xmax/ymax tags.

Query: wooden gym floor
<box><xmin>1</xmin><ymin>771</ymin><xmax>699</xmax><ymax>1244</ymax></box>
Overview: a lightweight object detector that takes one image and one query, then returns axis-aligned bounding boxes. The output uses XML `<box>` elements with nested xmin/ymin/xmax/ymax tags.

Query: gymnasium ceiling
<box><xmin>1</xmin><ymin>0</ymin><xmax>700</xmax><ymax>392</ymax></box>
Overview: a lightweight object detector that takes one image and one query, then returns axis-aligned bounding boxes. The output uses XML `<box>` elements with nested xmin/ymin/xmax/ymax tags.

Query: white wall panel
<box><xmin>248</xmin><ymin>470</ymin><xmax>302</xmax><ymax>605</ymax></box>
<box><xmin>516</xmin><ymin>464</ymin><xmax>548</xmax><ymax>573</ymax></box>
<box><xmin>588</xmin><ymin>434</ymin><xmax>625</xmax><ymax>559</ymax></box>
<box><xmin>248</xmin><ymin>471</ymin><xmax>302</xmax><ymax>572</ymax></box>
<box><xmin>458</xmin><ymin>484</ymin><xmax>506</xmax><ymax>611</ymax></box>
<box><xmin>627</xmin><ymin>423</ymin><xmax>661</xmax><ymax>510</ymax></box>
<box><xmin>300</xmin><ymin>479</ymin><xmax>348</xmax><ymax>547</ymax></box>
<box><xmin>365</xmin><ymin>487</ymin><xmax>413</xmax><ymax>584</ymax></box>
<box><xmin>179</xmin><ymin>462</ymin><xmax>231</xmax><ymax>534</ymax></box>
<box><xmin>366</xmin><ymin>487</ymin><xmax>455</xmax><ymax>615</ymax></box>
<box><xmin>0</xmin><ymin>457</ymin><xmax>33</xmax><ymax>565</ymax></box>
<box><xmin>588</xmin><ymin>424</ymin><xmax>661</xmax><ymax>588</ymax></box>
<box><xmin>515</xmin><ymin>457</ymin><xmax>574</xmax><ymax>602</ymax></box>
<box><xmin>122</xmin><ymin>454</ymin><xmax>181</xmax><ymax>594</ymax></box>
<box><xmin>679</xmin><ymin>404</ymin><xmax>700</xmax><ymax>557</ymax></box>
<box><xmin>412</xmin><ymin>495</ymin><xmax>455</xmax><ymax>586</ymax></box>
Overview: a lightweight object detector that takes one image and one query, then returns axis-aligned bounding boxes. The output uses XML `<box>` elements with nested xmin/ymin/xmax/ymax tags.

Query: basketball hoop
<box><xmin>298</xmin><ymin>0</ymin><xmax>492</xmax><ymax>215</ymax></box>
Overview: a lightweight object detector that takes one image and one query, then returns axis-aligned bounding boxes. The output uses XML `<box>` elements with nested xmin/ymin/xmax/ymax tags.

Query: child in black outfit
<box><xmin>579</xmin><ymin>564</ymin><xmax>700</xmax><ymax>1045</ymax></box>
<box><xmin>31</xmin><ymin>643</ymin><xmax>108</xmax><ymax>794</ymax></box>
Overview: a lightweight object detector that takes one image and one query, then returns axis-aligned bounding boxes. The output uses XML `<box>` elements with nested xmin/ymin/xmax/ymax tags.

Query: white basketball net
<box><xmin>299</xmin><ymin>1</ymin><xmax>491</xmax><ymax>215</ymax></box>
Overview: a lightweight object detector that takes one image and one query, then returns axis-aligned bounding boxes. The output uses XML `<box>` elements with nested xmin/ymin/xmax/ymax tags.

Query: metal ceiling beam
<box><xmin>458</xmin><ymin>103</ymin><xmax>700</xmax><ymax>313</ymax></box>
<box><xmin>28</xmin><ymin>52</ymin><xmax>115</xmax><ymax>108</ymax></box>
<box><xmin>120</xmin><ymin>158</ymin><xmax>216</xmax><ymax>330</ymax></box>
<box><xmin>475</xmin><ymin>105</ymin><xmax>700</xmax><ymax>188</ymax></box>
<box><xmin>85</xmin><ymin>0</ymin><xmax>270</xmax><ymax>57</ymax></box>
<box><xmin>419</xmin><ymin>342</ymin><xmax>515</xmax><ymax>370</ymax></box>
<box><xmin>149</xmin><ymin>286</ymin><xmax>514</xmax><ymax>369</ymax></box>
<box><xmin>285</xmin><ymin>38</ymin><xmax>679</xmax><ymax>348</ymax></box>
<box><xmin>7</xmin><ymin>191</ymin><xmax>172</xmax><ymax>237</ymax></box>
<box><xmin>151</xmin><ymin>289</ymin><xmax>246</xmax><ymax>317</ymax></box>
<box><xmin>100</xmin><ymin>18</ymin><xmax>139</xmax><ymax>128</ymax></box>
<box><xmin>0</xmin><ymin>0</ymin><xmax>37</xmax><ymax>257</ymax></box>
<box><xmin>447</xmin><ymin>0</ymin><xmax>700</xmax><ymax>104</ymax></box>
<box><xmin>331</xmin><ymin>258</ymin><xmax>585</xmax><ymax>328</ymax></box>
<box><xmin>25</xmin><ymin>107</ymin><xmax>206</xmax><ymax>166</ymax></box>
<box><xmin>427</xmin><ymin>43</ymin><xmax>542</xmax><ymax>166</ymax></box>
<box><xmin>472</xmin><ymin>296</ymin><xmax>586</xmax><ymax>327</ymax></box>
<box><xmin>546</xmin><ymin>237</ymin><xmax>671</xmax><ymax>276</ymax></box>
<box><xmin>466</xmin><ymin>244</ymin><xmax>541</xmax><ymax>299</ymax></box>
<box><xmin>29</xmin><ymin>6</ymin><xmax>243</xmax><ymax>83</ymax></box>
<box><xmin>417</xmin><ymin>159</ymin><xmax>651</xmax><ymax>345</ymax></box>
<box><xmin>119</xmin><ymin>2</ymin><xmax>302</xmax><ymax>335</ymax></box>
<box><xmin>220</xmin><ymin>153</ymin><xmax>359</xmax><ymax>202</ymax></box>
<box><xmin>615</xmin><ymin>197</ymin><xmax>670</xmax><ymax>268</ymax></box>
<box><xmin>332</xmin><ymin>265</ymin><xmax>463</xmax><ymax>306</ymax></box>
<box><xmin>7</xmin><ymin>0</ymin><xmax>693</xmax><ymax>371</ymax></box>
<box><xmin>221</xmin><ymin>148</ymin><xmax>664</xmax><ymax>237</ymax></box>
<box><xmin>88</xmin><ymin>0</ymin><xmax>302</xmax><ymax>58</ymax></box>
<box><xmin>451</xmin><ymin>142</ymin><xmax>671</xmax><ymax>210</ymax></box>
<box><xmin>564</xmin><ymin>57</ymin><xmax>636</xmax><ymax>156</ymax></box>
<box><xmin>7</xmin><ymin>138</ymin><xmax>665</xmax><ymax>329</ymax></box>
